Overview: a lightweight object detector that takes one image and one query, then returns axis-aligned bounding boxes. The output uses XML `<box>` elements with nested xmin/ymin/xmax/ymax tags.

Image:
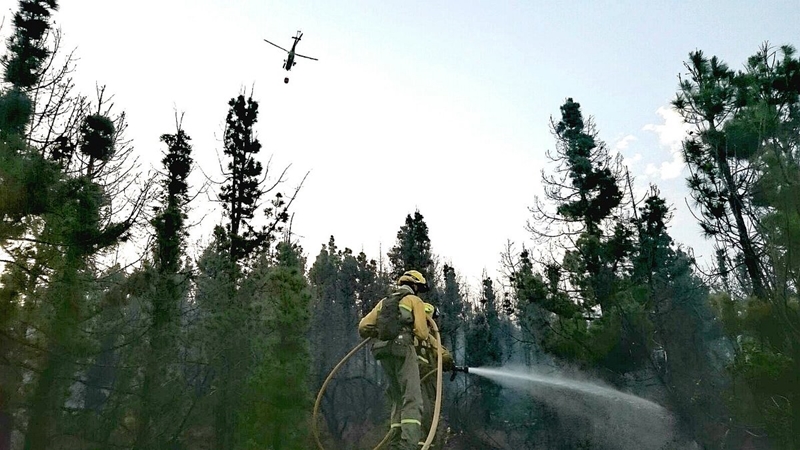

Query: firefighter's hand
<box><xmin>442</xmin><ymin>355</ymin><xmax>456</xmax><ymax>372</ymax></box>
<box><xmin>359</xmin><ymin>325</ymin><xmax>377</xmax><ymax>339</ymax></box>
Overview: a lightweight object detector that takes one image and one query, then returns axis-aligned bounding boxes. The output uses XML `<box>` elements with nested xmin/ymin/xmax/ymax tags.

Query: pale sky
<box><xmin>2</xmin><ymin>0</ymin><xmax>798</xmax><ymax>293</ymax></box>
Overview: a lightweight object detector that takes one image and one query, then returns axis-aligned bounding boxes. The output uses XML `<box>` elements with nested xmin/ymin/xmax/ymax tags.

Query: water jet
<box><xmin>467</xmin><ymin>366</ymin><xmax>688</xmax><ymax>449</ymax></box>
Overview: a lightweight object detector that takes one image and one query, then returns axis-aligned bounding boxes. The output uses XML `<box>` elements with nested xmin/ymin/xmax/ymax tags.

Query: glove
<box><xmin>359</xmin><ymin>325</ymin><xmax>377</xmax><ymax>339</ymax></box>
<box><xmin>442</xmin><ymin>354</ymin><xmax>456</xmax><ymax>372</ymax></box>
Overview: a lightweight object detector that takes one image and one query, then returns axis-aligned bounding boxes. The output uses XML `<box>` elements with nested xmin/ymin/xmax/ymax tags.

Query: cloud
<box><xmin>644</xmin><ymin>151</ymin><xmax>683</xmax><ymax>180</ymax></box>
<box><xmin>643</xmin><ymin>106</ymin><xmax>691</xmax><ymax>151</ymax></box>
<box><xmin>612</xmin><ymin>134</ymin><xmax>643</xmax><ymax>169</ymax></box>
<box><xmin>623</xmin><ymin>152</ymin><xmax>642</xmax><ymax>168</ymax></box>
<box><xmin>642</xmin><ymin>106</ymin><xmax>691</xmax><ymax>180</ymax></box>
<box><xmin>614</xmin><ymin>134</ymin><xmax>637</xmax><ymax>152</ymax></box>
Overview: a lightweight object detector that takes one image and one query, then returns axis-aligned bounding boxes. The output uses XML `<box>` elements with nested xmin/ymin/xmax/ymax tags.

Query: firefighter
<box><xmin>358</xmin><ymin>270</ymin><xmax>432</xmax><ymax>450</ymax></box>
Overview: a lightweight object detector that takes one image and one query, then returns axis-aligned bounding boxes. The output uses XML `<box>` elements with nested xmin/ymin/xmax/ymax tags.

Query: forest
<box><xmin>1</xmin><ymin>1</ymin><xmax>799</xmax><ymax>449</ymax></box>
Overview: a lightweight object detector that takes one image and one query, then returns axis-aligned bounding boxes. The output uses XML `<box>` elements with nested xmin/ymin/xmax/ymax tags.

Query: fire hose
<box><xmin>313</xmin><ymin>321</ymin><xmax>463</xmax><ymax>450</ymax></box>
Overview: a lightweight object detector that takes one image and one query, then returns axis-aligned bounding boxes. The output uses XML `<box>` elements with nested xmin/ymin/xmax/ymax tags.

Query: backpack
<box><xmin>375</xmin><ymin>288</ymin><xmax>408</xmax><ymax>341</ymax></box>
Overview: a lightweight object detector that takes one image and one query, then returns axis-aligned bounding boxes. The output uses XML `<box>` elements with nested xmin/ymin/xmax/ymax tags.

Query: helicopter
<box><xmin>263</xmin><ymin>31</ymin><xmax>318</xmax><ymax>83</ymax></box>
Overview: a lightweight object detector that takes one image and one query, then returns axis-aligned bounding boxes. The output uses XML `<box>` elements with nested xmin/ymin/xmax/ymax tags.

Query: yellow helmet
<box><xmin>397</xmin><ymin>270</ymin><xmax>429</xmax><ymax>292</ymax></box>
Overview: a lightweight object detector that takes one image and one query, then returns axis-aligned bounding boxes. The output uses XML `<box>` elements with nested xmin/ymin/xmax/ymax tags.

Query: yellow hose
<box><xmin>420</xmin><ymin>322</ymin><xmax>443</xmax><ymax>450</ymax></box>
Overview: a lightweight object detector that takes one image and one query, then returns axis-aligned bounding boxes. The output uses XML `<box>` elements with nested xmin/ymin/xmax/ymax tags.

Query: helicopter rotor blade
<box><xmin>263</xmin><ymin>39</ymin><xmax>289</xmax><ymax>53</ymax></box>
<box><xmin>295</xmin><ymin>53</ymin><xmax>318</xmax><ymax>61</ymax></box>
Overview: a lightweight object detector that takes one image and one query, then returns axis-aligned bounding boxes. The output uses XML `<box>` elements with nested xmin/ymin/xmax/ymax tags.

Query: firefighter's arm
<box><xmin>410</xmin><ymin>297</ymin><xmax>429</xmax><ymax>342</ymax></box>
<box><xmin>426</xmin><ymin>332</ymin><xmax>455</xmax><ymax>371</ymax></box>
<box><xmin>358</xmin><ymin>300</ymin><xmax>381</xmax><ymax>338</ymax></box>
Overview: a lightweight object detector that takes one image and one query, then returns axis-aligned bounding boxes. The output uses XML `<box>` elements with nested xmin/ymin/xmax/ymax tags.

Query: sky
<box><xmin>2</xmin><ymin>0</ymin><xmax>798</xmax><ymax>294</ymax></box>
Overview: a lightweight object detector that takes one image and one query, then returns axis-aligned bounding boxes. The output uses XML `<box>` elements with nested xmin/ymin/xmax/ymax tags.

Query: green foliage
<box><xmin>682</xmin><ymin>44</ymin><xmax>800</xmax><ymax>447</ymax></box>
<box><xmin>219</xmin><ymin>93</ymin><xmax>270</xmax><ymax>262</ymax></box>
<box><xmin>0</xmin><ymin>89</ymin><xmax>61</xmax><ymax>233</ymax></box>
<box><xmin>538</xmin><ymin>98</ymin><xmax>630</xmax><ymax>314</ymax></box>
<box><xmin>532</xmin><ymin>291</ymin><xmax>653</xmax><ymax>373</ymax></box>
<box><xmin>553</xmin><ymin>98</ymin><xmax>623</xmax><ymax>234</ymax></box>
<box><xmin>436</xmin><ymin>263</ymin><xmax>464</xmax><ymax>351</ymax></box>
<box><xmin>152</xmin><ymin>126</ymin><xmax>193</xmax><ymax>273</ymax></box>
<box><xmin>673</xmin><ymin>48</ymin><xmax>772</xmax><ymax>298</ymax></box>
<box><xmin>133</xmin><ymin>125</ymin><xmax>194</xmax><ymax>450</ymax></box>
<box><xmin>466</xmin><ymin>278</ymin><xmax>503</xmax><ymax>367</ymax></box>
<box><xmin>160</xmin><ymin>129</ymin><xmax>193</xmax><ymax>197</ymax></box>
<box><xmin>632</xmin><ymin>192</ymin><xmax>672</xmax><ymax>281</ymax></box>
<box><xmin>4</xmin><ymin>5</ymin><xmax>797</xmax><ymax>448</ymax></box>
<box><xmin>79</xmin><ymin>114</ymin><xmax>116</xmax><ymax>162</ymax></box>
<box><xmin>354</xmin><ymin>250</ymin><xmax>386</xmax><ymax>316</ymax></box>
<box><xmin>197</xmin><ymin>95</ymin><xmax>302</xmax><ymax>447</ymax></box>
<box><xmin>387</xmin><ymin>210</ymin><xmax>433</xmax><ymax>280</ymax></box>
<box><xmin>0</xmin><ymin>144</ymin><xmax>61</xmax><ymax>231</ymax></box>
<box><xmin>2</xmin><ymin>0</ymin><xmax>59</xmax><ymax>88</ymax></box>
<box><xmin>21</xmin><ymin>175</ymin><xmax>115</xmax><ymax>449</ymax></box>
<box><xmin>193</xmin><ymin>236</ymin><xmax>246</xmax><ymax>449</ymax></box>
<box><xmin>0</xmin><ymin>6</ymin><xmax>324</xmax><ymax>449</ymax></box>
<box><xmin>463</xmin><ymin>278</ymin><xmax>504</xmax><ymax>424</ymax></box>
<box><xmin>0</xmin><ymin>88</ymin><xmax>32</xmax><ymax>136</ymax></box>
<box><xmin>238</xmin><ymin>242</ymin><xmax>312</xmax><ymax>450</ymax></box>
<box><xmin>709</xmin><ymin>292</ymin><xmax>740</xmax><ymax>337</ymax></box>
<box><xmin>516</xmin><ymin>102</ymin><xmax>732</xmax><ymax>447</ymax></box>
<box><xmin>308</xmin><ymin>237</ymin><xmax>354</xmax><ymax>361</ymax></box>
<box><xmin>307</xmin><ymin>236</ymin><xmax>387</xmax><ymax>446</ymax></box>
<box><xmin>515</xmin><ymin>98</ymin><xmax>646</xmax><ymax>371</ymax></box>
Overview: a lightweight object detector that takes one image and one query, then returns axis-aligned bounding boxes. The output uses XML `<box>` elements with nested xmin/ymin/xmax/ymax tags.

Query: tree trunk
<box><xmin>716</xmin><ymin>153</ymin><xmax>767</xmax><ymax>299</ymax></box>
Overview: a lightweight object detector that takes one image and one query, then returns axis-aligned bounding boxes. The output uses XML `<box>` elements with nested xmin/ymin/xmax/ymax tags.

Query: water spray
<box><xmin>465</xmin><ymin>366</ymin><xmax>681</xmax><ymax>449</ymax></box>
<box><xmin>467</xmin><ymin>366</ymin><xmax>667</xmax><ymax>411</ymax></box>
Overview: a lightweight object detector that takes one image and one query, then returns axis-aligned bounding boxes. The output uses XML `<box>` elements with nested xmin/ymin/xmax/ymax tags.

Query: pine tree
<box><xmin>134</xmin><ymin>124</ymin><xmax>193</xmax><ymax>450</ymax></box>
<box><xmin>520</xmin><ymin>98</ymin><xmax>632</xmax><ymax>366</ymax></box>
<box><xmin>479</xmin><ymin>277</ymin><xmax>502</xmax><ymax>364</ymax></box>
<box><xmin>631</xmin><ymin>189</ymin><xmax>674</xmax><ymax>290</ymax></box>
<box><xmin>673</xmin><ymin>51</ymin><xmax>769</xmax><ymax>299</ymax></box>
<box><xmin>387</xmin><ymin>210</ymin><xmax>434</xmax><ymax>280</ymax></box>
<box><xmin>438</xmin><ymin>264</ymin><xmax>463</xmax><ymax>351</ymax></box>
<box><xmin>545</xmin><ymin>98</ymin><xmax>628</xmax><ymax>312</ymax></box>
<box><xmin>355</xmin><ymin>250</ymin><xmax>387</xmax><ymax>317</ymax></box>
<box><xmin>211</xmin><ymin>92</ymin><xmax>265</xmax><ymax>448</ymax></box>
<box><xmin>208</xmin><ymin>91</ymin><xmax>298</xmax><ymax>448</ymax></box>
<box><xmin>683</xmin><ymin>44</ymin><xmax>800</xmax><ymax>448</ymax></box>
<box><xmin>2</xmin><ymin>0</ymin><xmax>59</xmax><ymax>89</ymax></box>
<box><xmin>0</xmin><ymin>0</ymin><xmax>62</xmax><ymax>231</ymax></box>
<box><xmin>551</xmin><ymin>98</ymin><xmax>623</xmax><ymax>236</ymax></box>
<box><xmin>218</xmin><ymin>93</ymin><xmax>289</xmax><ymax>263</ymax></box>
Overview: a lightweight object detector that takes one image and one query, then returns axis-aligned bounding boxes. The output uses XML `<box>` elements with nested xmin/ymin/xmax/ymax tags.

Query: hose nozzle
<box><xmin>450</xmin><ymin>366</ymin><xmax>469</xmax><ymax>381</ymax></box>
